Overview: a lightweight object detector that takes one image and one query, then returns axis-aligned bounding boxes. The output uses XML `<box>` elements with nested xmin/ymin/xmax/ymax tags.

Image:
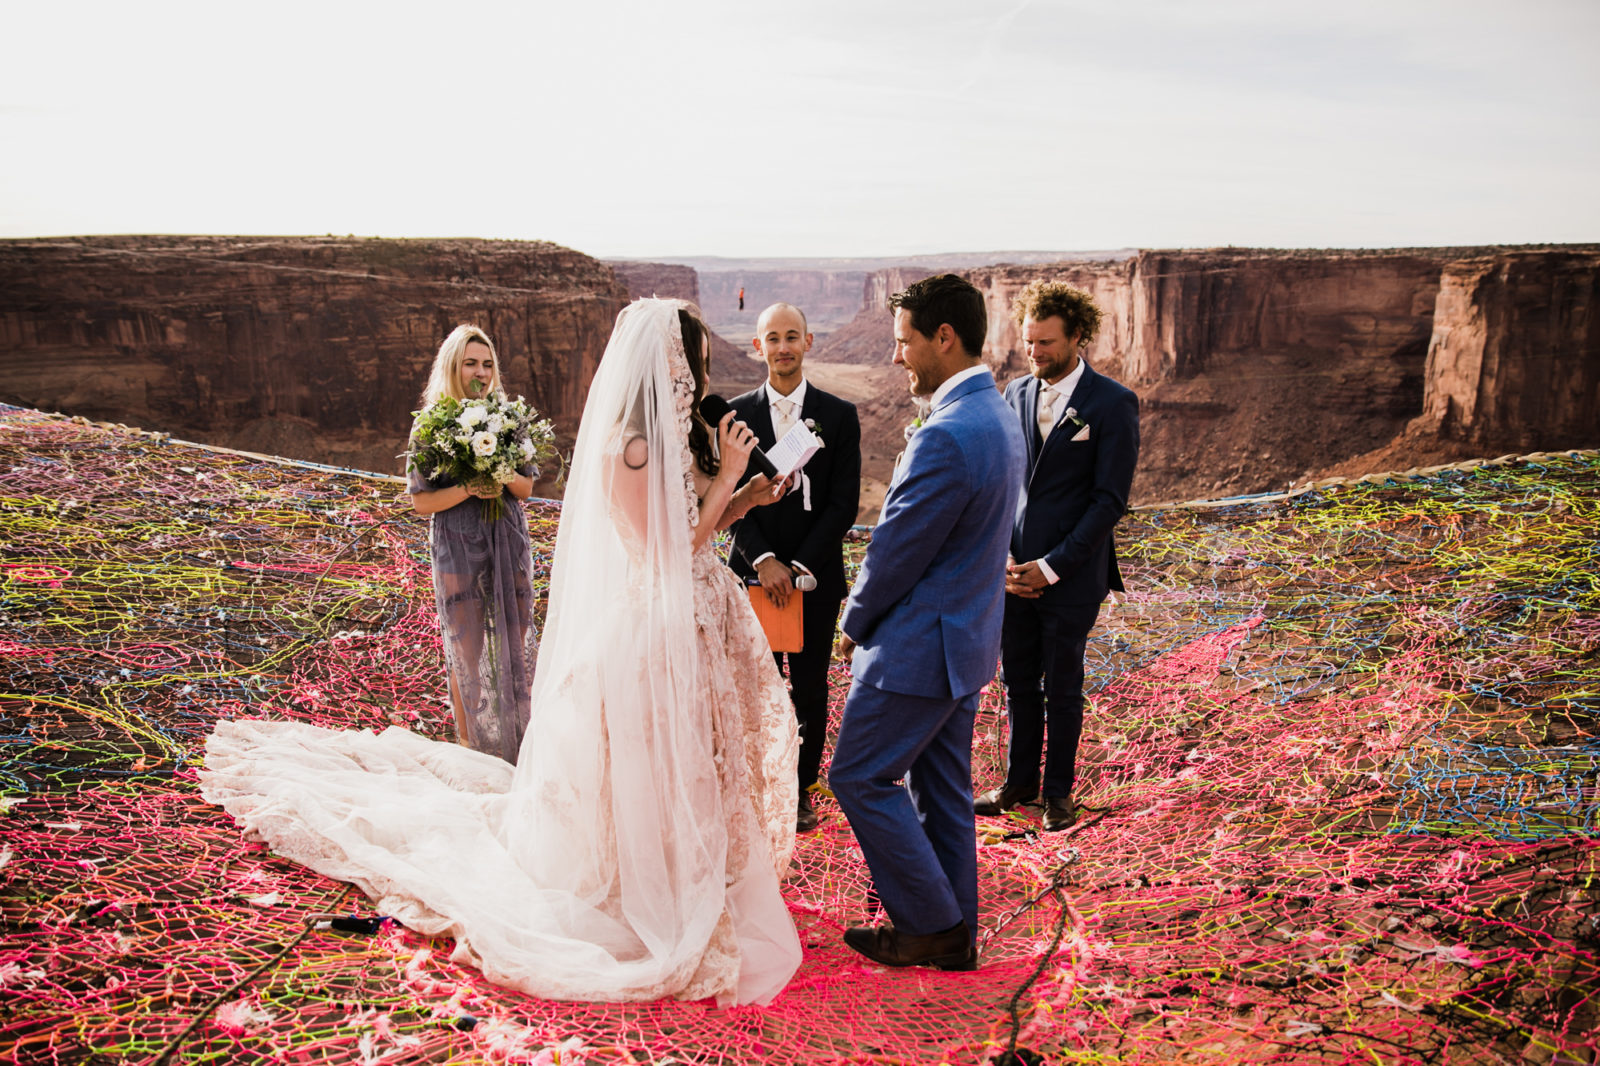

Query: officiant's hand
<box><xmin>755</xmin><ymin>557</ymin><xmax>795</xmax><ymax>608</ymax></box>
<box><xmin>740</xmin><ymin>472</ymin><xmax>788</xmax><ymax>510</ymax></box>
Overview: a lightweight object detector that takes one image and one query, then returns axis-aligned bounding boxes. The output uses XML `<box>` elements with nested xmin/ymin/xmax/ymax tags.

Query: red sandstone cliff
<box><xmin>7</xmin><ymin>239</ymin><xmax>1595</xmax><ymax>516</ymax></box>
<box><xmin>822</xmin><ymin>247</ymin><xmax>1600</xmax><ymax>513</ymax></box>
<box><xmin>1417</xmin><ymin>251</ymin><xmax>1600</xmax><ymax>452</ymax></box>
<box><xmin>606</xmin><ymin>260</ymin><xmax>768</xmax><ymax>393</ymax></box>
<box><xmin>0</xmin><ymin>236</ymin><xmax>628</xmax><ymax>478</ymax></box>
<box><xmin>606</xmin><ymin>261</ymin><xmax>701</xmax><ymax>306</ymax></box>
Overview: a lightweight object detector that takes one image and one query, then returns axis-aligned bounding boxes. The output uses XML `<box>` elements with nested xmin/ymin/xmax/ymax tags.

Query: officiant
<box><xmin>729</xmin><ymin>302</ymin><xmax>861</xmax><ymax>833</ymax></box>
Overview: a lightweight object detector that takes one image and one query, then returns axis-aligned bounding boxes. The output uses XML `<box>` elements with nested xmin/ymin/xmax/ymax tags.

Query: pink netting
<box><xmin>1</xmin><ymin>404</ymin><xmax>1595</xmax><ymax>1064</ymax></box>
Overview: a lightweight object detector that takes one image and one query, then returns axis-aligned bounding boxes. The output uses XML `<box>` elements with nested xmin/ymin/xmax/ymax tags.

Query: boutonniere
<box><xmin>803</xmin><ymin>417</ymin><xmax>825</xmax><ymax>448</ymax></box>
<box><xmin>903</xmin><ymin>415</ymin><xmax>923</xmax><ymax>442</ymax></box>
<box><xmin>1059</xmin><ymin>406</ymin><xmax>1089</xmax><ymax>441</ymax></box>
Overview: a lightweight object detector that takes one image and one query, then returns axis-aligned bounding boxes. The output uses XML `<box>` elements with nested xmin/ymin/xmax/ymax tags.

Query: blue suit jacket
<box><xmin>1004</xmin><ymin>360</ymin><xmax>1140</xmax><ymax>606</ymax></box>
<box><xmin>841</xmin><ymin>369</ymin><xmax>1027</xmax><ymax>699</ymax></box>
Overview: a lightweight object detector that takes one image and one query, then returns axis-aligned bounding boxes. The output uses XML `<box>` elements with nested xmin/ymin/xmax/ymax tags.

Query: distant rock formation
<box><xmin>7</xmin><ymin>238</ymin><xmax>1594</xmax><ymax>514</ymax></box>
<box><xmin>606</xmin><ymin>261</ymin><xmax>701</xmax><ymax>306</ymax></box>
<box><xmin>636</xmin><ymin>252</ymin><xmax>1121</xmax><ymax>343</ymax></box>
<box><xmin>697</xmin><ymin>269</ymin><xmax>871</xmax><ymax>341</ymax></box>
<box><xmin>820</xmin><ymin>246</ymin><xmax>1600</xmax><ymax>510</ymax></box>
<box><xmin>606</xmin><ymin>260</ymin><xmax>768</xmax><ymax>392</ymax></box>
<box><xmin>1418</xmin><ymin>250</ymin><xmax>1600</xmax><ymax>453</ymax></box>
<box><xmin>0</xmin><ymin>236</ymin><xmax>627</xmax><ymax>477</ymax></box>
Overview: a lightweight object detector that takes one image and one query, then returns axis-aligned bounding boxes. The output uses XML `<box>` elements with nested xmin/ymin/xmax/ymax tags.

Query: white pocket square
<box><xmin>1070</xmin><ymin>425</ymin><xmax>1091</xmax><ymax>442</ymax></box>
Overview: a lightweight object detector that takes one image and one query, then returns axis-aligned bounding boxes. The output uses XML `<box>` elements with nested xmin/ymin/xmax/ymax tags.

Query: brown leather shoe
<box><xmin>797</xmin><ymin>792</ymin><xmax>819</xmax><ymax>834</ymax></box>
<box><xmin>843</xmin><ymin>921</ymin><xmax>976</xmax><ymax>970</ymax></box>
<box><xmin>973</xmin><ymin>783</ymin><xmax>1038</xmax><ymax>816</ymax></box>
<box><xmin>1042</xmin><ymin>797</ymin><xmax>1077</xmax><ymax>832</ymax></box>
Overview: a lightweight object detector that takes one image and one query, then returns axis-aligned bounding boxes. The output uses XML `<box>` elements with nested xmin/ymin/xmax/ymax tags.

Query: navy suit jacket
<box><xmin>728</xmin><ymin>382</ymin><xmax>861</xmax><ymax>601</ymax></box>
<box><xmin>1004</xmin><ymin>360</ymin><xmax>1140</xmax><ymax>607</ymax></box>
<box><xmin>841</xmin><ymin>369</ymin><xmax>1026</xmax><ymax>699</ymax></box>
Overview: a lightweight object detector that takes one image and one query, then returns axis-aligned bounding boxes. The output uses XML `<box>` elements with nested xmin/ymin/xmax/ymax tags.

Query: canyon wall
<box><xmin>606</xmin><ymin>261</ymin><xmax>700</xmax><ymax>306</ymax></box>
<box><xmin>696</xmin><ymin>269</ymin><xmax>870</xmax><ymax>341</ymax></box>
<box><xmin>7</xmin><ymin>239</ymin><xmax>1594</xmax><ymax>513</ymax></box>
<box><xmin>1419</xmin><ymin>251</ymin><xmax>1600</xmax><ymax>452</ymax></box>
<box><xmin>0</xmin><ymin>236</ymin><xmax>627</xmax><ymax>476</ymax></box>
<box><xmin>606</xmin><ymin>260</ymin><xmax>768</xmax><ymax>391</ymax></box>
<box><xmin>823</xmin><ymin>247</ymin><xmax>1600</xmax><ymax>509</ymax></box>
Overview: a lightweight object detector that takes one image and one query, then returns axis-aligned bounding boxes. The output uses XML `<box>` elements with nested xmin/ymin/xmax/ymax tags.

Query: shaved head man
<box><xmin>727</xmin><ymin>302</ymin><xmax>861</xmax><ymax>834</ymax></box>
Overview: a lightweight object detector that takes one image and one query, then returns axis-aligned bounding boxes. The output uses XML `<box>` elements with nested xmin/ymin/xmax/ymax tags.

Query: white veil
<box><xmin>202</xmin><ymin>298</ymin><xmax>799</xmax><ymax>1006</ymax></box>
<box><xmin>498</xmin><ymin>297</ymin><xmax>737</xmax><ymax>994</ymax></box>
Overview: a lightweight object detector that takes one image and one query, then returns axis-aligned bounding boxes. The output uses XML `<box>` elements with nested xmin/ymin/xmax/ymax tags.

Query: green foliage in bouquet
<box><xmin>408</xmin><ymin>393</ymin><xmax>556</xmax><ymax>521</ymax></box>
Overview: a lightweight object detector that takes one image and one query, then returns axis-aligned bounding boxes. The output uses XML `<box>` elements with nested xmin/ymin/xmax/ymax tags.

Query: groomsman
<box><xmin>833</xmin><ymin>275</ymin><xmax>1026</xmax><ymax>969</ymax></box>
<box><xmin>729</xmin><ymin>303</ymin><xmax>861</xmax><ymax>833</ymax></box>
<box><xmin>976</xmin><ymin>281</ymin><xmax>1140</xmax><ymax>831</ymax></box>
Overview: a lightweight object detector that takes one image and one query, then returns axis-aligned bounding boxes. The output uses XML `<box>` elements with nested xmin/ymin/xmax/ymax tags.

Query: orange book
<box><xmin>746</xmin><ymin>586</ymin><xmax>804</xmax><ymax>653</ymax></box>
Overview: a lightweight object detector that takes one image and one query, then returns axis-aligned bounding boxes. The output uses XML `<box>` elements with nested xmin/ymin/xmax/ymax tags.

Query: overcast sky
<box><xmin>4</xmin><ymin>0</ymin><xmax>1597</xmax><ymax>258</ymax></box>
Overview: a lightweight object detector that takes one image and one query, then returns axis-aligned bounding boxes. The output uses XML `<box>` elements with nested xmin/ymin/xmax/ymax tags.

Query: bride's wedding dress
<box><xmin>200</xmin><ymin>299</ymin><xmax>802</xmax><ymax>1005</ymax></box>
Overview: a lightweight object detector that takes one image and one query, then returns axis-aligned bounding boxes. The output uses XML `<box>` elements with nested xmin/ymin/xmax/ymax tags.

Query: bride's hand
<box><xmin>716</xmin><ymin>412</ymin><xmax>757</xmax><ymax>482</ymax></box>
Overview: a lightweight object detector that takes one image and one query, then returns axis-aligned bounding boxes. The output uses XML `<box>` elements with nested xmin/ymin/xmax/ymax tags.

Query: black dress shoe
<box><xmin>843</xmin><ymin>921</ymin><xmax>976</xmax><ymax>970</ymax></box>
<box><xmin>796</xmin><ymin>792</ymin><xmax>819</xmax><ymax>833</ymax></box>
<box><xmin>973</xmin><ymin>783</ymin><xmax>1037</xmax><ymax>816</ymax></box>
<box><xmin>1042</xmin><ymin>797</ymin><xmax>1077</xmax><ymax>832</ymax></box>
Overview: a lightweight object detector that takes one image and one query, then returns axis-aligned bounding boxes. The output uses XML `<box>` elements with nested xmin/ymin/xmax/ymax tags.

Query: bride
<box><xmin>201</xmin><ymin>298</ymin><xmax>803</xmax><ymax>1005</ymax></box>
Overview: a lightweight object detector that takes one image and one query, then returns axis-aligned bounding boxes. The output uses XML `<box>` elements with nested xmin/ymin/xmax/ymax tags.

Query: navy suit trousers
<box><xmin>1000</xmin><ymin>595</ymin><xmax>1103</xmax><ymax>800</ymax></box>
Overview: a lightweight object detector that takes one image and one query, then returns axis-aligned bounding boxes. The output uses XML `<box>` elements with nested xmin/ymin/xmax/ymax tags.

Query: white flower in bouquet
<box><xmin>410</xmin><ymin>390</ymin><xmax>557</xmax><ymax>523</ymax></box>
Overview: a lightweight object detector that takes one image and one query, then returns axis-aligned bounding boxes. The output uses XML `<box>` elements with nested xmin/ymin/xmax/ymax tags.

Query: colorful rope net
<box><xmin>1</xmin><ymin>402</ymin><xmax>1595</xmax><ymax>1065</ymax></box>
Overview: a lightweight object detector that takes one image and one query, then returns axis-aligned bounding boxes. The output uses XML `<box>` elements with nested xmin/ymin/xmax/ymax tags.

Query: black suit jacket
<box><xmin>1004</xmin><ymin>360</ymin><xmax>1140</xmax><ymax>607</ymax></box>
<box><xmin>728</xmin><ymin>382</ymin><xmax>862</xmax><ymax>601</ymax></box>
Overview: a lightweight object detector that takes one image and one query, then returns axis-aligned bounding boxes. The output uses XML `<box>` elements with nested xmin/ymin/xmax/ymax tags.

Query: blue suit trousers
<box><xmin>830</xmin><ymin>679</ymin><xmax>980</xmax><ymax>936</ymax></box>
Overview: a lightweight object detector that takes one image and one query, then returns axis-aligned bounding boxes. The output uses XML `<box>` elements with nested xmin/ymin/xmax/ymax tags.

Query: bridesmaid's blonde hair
<box><xmin>422</xmin><ymin>325</ymin><xmax>502</xmax><ymax>405</ymax></box>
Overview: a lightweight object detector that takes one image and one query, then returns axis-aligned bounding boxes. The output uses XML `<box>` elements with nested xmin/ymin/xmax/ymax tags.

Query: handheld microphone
<box><xmin>793</xmin><ymin>572</ymin><xmax>818</xmax><ymax>592</ymax></box>
<box><xmin>698</xmin><ymin>394</ymin><xmax>779</xmax><ymax>479</ymax></box>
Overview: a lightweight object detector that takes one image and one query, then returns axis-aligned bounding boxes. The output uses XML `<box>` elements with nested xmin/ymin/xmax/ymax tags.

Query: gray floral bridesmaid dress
<box><xmin>407</xmin><ymin>439</ymin><xmax>538</xmax><ymax>763</ymax></box>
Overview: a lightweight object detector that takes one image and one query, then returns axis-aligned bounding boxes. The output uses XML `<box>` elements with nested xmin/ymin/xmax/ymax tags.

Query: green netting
<box><xmin>1</xmin><ymin>404</ymin><xmax>1595</xmax><ymax>1064</ymax></box>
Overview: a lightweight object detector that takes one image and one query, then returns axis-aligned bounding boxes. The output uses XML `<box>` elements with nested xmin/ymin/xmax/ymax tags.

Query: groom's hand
<box><xmin>756</xmin><ymin>557</ymin><xmax>795</xmax><ymax>608</ymax></box>
<box><xmin>836</xmin><ymin>632</ymin><xmax>856</xmax><ymax>658</ymax></box>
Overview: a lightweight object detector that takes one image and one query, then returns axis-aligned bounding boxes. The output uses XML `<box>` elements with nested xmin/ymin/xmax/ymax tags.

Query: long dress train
<box><xmin>200</xmin><ymin>297</ymin><xmax>802</xmax><ymax>1005</ymax></box>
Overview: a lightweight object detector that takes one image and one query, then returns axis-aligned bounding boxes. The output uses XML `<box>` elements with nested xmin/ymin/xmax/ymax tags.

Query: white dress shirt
<box><xmin>750</xmin><ymin>378</ymin><xmax>813</xmax><ymax>568</ymax></box>
<box><xmin>1035</xmin><ymin>357</ymin><xmax>1085</xmax><ymax>441</ymax></box>
<box><xmin>930</xmin><ymin>363</ymin><xmax>990</xmax><ymax>409</ymax></box>
<box><xmin>766</xmin><ymin>378</ymin><xmax>809</xmax><ymax>438</ymax></box>
<box><xmin>1032</xmin><ymin>357</ymin><xmax>1086</xmax><ymax>585</ymax></box>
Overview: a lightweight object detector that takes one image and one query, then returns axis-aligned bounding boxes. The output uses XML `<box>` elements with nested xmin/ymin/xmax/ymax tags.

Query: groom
<box><xmin>832</xmin><ymin>274</ymin><xmax>1026</xmax><ymax>970</ymax></box>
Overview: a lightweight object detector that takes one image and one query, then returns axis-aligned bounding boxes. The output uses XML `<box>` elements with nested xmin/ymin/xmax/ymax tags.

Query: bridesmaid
<box><xmin>407</xmin><ymin>325</ymin><xmax>538</xmax><ymax>763</ymax></box>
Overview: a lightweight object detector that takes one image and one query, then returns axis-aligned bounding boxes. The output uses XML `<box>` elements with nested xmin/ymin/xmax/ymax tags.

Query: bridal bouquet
<box><xmin>408</xmin><ymin>392</ymin><xmax>555</xmax><ymax>521</ymax></box>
